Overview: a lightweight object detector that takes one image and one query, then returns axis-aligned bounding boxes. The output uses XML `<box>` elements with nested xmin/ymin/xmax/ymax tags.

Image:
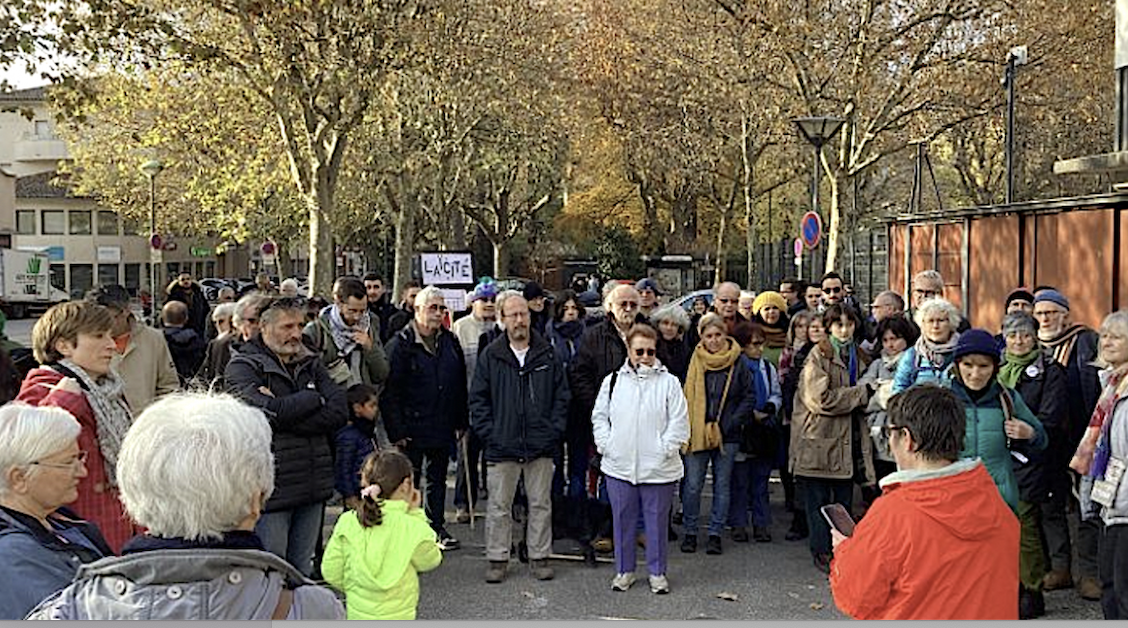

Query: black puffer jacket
<box><xmin>225</xmin><ymin>336</ymin><xmax>348</xmax><ymax>512</ymax></box>
<box><xmin>1011</xmin><ymin>353</ymin><xmax>1069</xmax><ymax>502</ymax></box>
<box><xmin>470</xmin><ymin>332</ymin><xmax>570</xmax><ymax>462</ymax></box>
<box><xmin>381</xmin><ymin>324</ymin><xmax>468</xmax><ymax>449</ymax></box>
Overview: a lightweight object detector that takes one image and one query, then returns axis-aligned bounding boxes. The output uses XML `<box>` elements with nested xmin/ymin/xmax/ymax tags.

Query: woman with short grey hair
<box><xmin>0</xmin><ymin>404</ymin><xmax>112</xmax><ymax>619</ymax></box>
<box><xmin>893</xmin><ymin>297</ymin><xmax>963</xmax><ymax>393</ymax></box>
<box><xmin>651</xmin><ymin>305</ymin><xmax>691</xmax><ymax>383</ymax></box>
<box><xmin>27</xmin><ymin>393</ymin><xmax>345</xmax><ymax>620</ymax></box>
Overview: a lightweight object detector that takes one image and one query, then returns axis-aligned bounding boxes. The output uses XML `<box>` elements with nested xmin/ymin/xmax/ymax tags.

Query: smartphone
<box><xmin>820</xmin><ymin>503</ymin><xmax>856</xmax><ymax>537</ymax></box>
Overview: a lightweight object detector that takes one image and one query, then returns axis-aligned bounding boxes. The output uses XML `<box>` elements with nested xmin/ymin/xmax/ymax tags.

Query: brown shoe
<box><xmin>1043</xmin><ymin>569</ymin><xmax>1073</xmax><ymax>591</ymax></box>
<box><xmin>485</xmin><ymin>560</ymin><xmax>508</xmax><ymax>583</ymax></box>
<box><xmin>531</xmin><ymin>559</ymin><xmax>555</xmax><ymax>581</ymax></box>
<box><xmin>1078</xmin><ymin>576</ymin><xmax>1102</xmax><ymax>601</ymax></box>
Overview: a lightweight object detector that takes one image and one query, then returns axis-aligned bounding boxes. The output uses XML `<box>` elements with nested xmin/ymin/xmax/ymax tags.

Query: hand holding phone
<box><xmin>821</xmin><ymin>503</ymin><xmax>856</xmax><ymax>537</ymax></box>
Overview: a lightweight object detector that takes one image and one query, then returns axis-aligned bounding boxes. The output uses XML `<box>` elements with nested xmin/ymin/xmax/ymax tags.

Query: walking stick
<box><xmin>461</xmin><ymin>432</ymin><xmax>476</xmax><ymax>531</ymax></box>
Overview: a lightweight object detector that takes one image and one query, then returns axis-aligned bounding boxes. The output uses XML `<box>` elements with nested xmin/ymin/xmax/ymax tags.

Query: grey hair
<box><xmin>1001</xmin><ymin>311</ymin><xmax>1038</xmax><ymax>337</ymax></box>
<box><xmin>912</xmin><ymin>270</ymin><xmax>944</xmax><ymax>289</ymax></box>
<box><xmin>217</xmin><ymin>286</ymin><xmax>235</xmax><ymax>299</ymax></box>
<box><xmin>212</xmin><ymin>302</ymin><xmax>237</xmax><ymax>323</ymax></box>
<box><xmin>116</xmin><ymin>393</ymin><xmax>275</xmax><ymax>541</ymax></box>
<box><xmin>875</xmin><ymin>290</ymin><xmax>905</xmax><ymax>311</ymax></box>
<box><xmin>651</xmin><ymin>304</ymin><xmax>690</xmax><ymax>334</ymax></box>
<box><xmin>0</xmin><ymin>404</ymin><xmax>81</xmax><ymax>496</ymax></box>
<box><xmin>697</xmin><ymin>312</ymin><xmax>727</xmax><ymax>335</ymax></box>
<box><xmin>279</xmin><ymin>278</ymin><xmax>298</xmax><ymax>291</ymax></box>
<box><xmin>604</xmin><ymin>284</ymin><xmax>640</xmax><ymax>308</ymax></box>
<box><xmin>259</xmin><ymin>297</ymin><xmax>305</xmax><ymax>326</ymax></box>
<box><xmin>233</xmin><ymin>293</ymin><xmax>270</xmax><ymax>326</ymax></box>
<box><xmin>495</xmin><ymin>290</ymin><xmax>525</xmax><ymax>319</ymax></box>
<box><xmin>414</xmin><ymin>285</ymin><xmax>445</xmax><ymax>309</ymax></box>
<box><xmin>1097</xmin><ymin>311</ymin><xmax>1128</xmax><ymax>368</ymax></box>
<box><xmin>914</xmin><ymin>297</ymin><xmax>961</xmax><ymax>329</ymax></box>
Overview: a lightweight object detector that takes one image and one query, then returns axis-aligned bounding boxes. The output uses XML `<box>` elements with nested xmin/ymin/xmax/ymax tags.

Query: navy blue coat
<box><xmin>469</xmin><ymin>332</ymin><xmax>570</xmax><ymax>462</ymax></box>
<box><xmin>381</xmin><ymin>324</ymin><xmax>468</xmax><ymax>450</ymax></box>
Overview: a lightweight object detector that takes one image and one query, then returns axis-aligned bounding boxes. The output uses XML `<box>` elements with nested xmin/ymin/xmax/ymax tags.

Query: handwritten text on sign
<box><xmin>420</xmin><ymin>253</ymin><xmax>474</xmax><ymax>285</ymax></box>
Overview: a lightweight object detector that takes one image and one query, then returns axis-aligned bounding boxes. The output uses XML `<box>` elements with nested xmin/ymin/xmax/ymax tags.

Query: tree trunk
<box><xmin>392</xmin><ymin>196</ymin><xmax>416</xmax><ymax>298</ymax></box>
<box><xmin>824</xmin><ymin>153</ymin><xmax>842</xmax><ymax>272</ymax></box>
<box><xmin>493</xmin><ymin>239</ymin><xmax>509</xmax><ymax>279</ymax></box>
<box><xmin>741</xmin><ymin>114</ymin><xmax>755</xmax><ymax>291</ymax></box>
<box><xmin>277</xmin><ymin>240</ymin><xmax>292</xmax><ymax>278</ymax></box>
<box><xmin>307</xmin><ymin>181</ymin><xmax>336</xmax><ymax>298</ymax></box>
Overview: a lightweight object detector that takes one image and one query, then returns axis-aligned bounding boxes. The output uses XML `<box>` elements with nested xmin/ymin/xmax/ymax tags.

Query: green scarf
<box><xmin>999</xmin><ymin>347</ymin><xmax>1040</xmax><ymax>389</ymax></box>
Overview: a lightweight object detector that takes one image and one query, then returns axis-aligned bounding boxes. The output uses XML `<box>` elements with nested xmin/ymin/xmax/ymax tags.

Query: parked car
<box><xmin>667</xmin><ymin>289</ymin><xmax>714</xmax><ymax>314</ymax></box>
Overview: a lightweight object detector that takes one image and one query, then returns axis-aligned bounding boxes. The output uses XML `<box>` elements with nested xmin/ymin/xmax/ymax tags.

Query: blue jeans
<box><xmin>256</xmin><ymin>501</ymin><xmax>325</xmax><ymax>577</ymax></box>
<box><xmin>682</xmin><ymin>443</ymin><xmax>737</xmax><ymax>537</ymax></box>
<box><xmin>798</xmin><ymin>476</ymin><xmax>853</xmax><ymax>557</ymax></box>
<box><xmin>749</xmin><ymin>457</ymin><xmax>774</xmax><ymax>528</ymax></box>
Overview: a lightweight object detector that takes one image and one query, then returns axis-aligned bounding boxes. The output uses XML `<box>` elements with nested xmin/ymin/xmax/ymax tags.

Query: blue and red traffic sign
<box><xmin>801</xmin><ymin>211</ymin><xmax>822</xmax><ymax>250</ymax></box>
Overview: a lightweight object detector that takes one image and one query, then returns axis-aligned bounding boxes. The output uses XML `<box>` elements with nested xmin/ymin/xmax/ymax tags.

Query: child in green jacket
<box><xmin>323</xmin><ymin>450</ymin><xmax>442</xmax><ymax>620</ymax></box>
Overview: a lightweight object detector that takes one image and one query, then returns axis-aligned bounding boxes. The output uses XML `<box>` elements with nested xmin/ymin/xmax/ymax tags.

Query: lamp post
<box><xmin>139</xmin><ymin>159</ymin><xmax>163</xmax><ymax>325</ymax></box>
<box><xmin>1004</xmin><ymin>46</ymin><xmax>1028</xmax><ymax>205</ymax></box>
<box><xmin>792</xmin><ymin>116</ymin><xmax>844</xmax><ymax>279</ymax></box>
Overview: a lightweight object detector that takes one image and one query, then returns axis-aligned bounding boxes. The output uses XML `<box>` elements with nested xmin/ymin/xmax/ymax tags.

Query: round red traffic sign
<box><xmin>261</xmin><ymin>241</ymin><xmax>276</xmax><ymax>255</ymax></box>
<box><xmin>793</xmin><ymin>237</ymin><xmax>804</xmax><ymax>258</ymax></box>
<box><xmin>800</xmin><ymin>212</ymin><xmax>822</xmax><ymax>250</ymax></box>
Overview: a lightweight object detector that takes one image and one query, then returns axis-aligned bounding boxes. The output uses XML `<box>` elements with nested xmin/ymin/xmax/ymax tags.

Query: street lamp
<box><xmin>792</xmin><ymin>116</ymin><xmax>844</xmax><ymax>279</ymax></box>
<box><xmin>139</xmin><ymin>159</ymin><xmax>163</xmax><ymax>325</ymax></box>
<box><xmin>1004</xmin><ymin>45</ymin><xmax>1028</xmax><ymax>204</ymax></box>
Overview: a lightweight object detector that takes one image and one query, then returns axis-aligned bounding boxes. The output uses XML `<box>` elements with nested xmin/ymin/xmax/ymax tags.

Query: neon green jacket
<box><xmin>322</xmin><ymin>501</ymin><xmax>442</xmax><ymax>620</ymax></box>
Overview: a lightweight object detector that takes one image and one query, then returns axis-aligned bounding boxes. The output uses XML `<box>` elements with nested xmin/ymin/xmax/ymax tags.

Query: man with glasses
<box><xmin>382</xmin><ymin>286</ymin><xmax>468</xmax><ymax>551</ymax></box>
<box><xmin>829</xmin><ymin>385</ymin><xmax>1020</xmax><ymax>619</ymax></box>
<box><xmin>908</xmin><ymin>270</ymin><xmax>970</xmax><ymax>333</ymax></box>
<box><xmin>685</xmin><ymin>282</ymin><xmax>746</xmax><ymax>350</ymax></box>
<box><xmin>1033</xmin><ymin>288</ymin><xmax>1103</xmax><ymax>602</ymax></box>
<box><xmin>570</xmin><ymin>284</ymin><xmax>651</xmax><ymax>558</ymax></box>
<box><xmin>820</xmin><ymin>272</ymin><xmax>847</xmax><ymax>307</ymax></box>
<box><xmin>452</xmin><ymin>278</ymin><xmax>500</xmax><ymax>523</ymax></box>
<box><xmin>303</xmin><ymin>276</ymin><xmax>388</xmax><ymax>389</ymax></box>
<box><xmin>225</xmin><ymin>296</ymin><xmax>348</xmax><ymax>577</ymax></box>
<box><xmin>470</xmin><ymin>292</ymin><xmax>570</xmax><ymax>583</ymax></box>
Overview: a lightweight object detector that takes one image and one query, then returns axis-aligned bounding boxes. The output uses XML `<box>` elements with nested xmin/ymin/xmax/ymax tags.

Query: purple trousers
<box><xmin>606</xmin><ymin>476</ymin><xmax>676</xmax><ymax>576</ymax></box>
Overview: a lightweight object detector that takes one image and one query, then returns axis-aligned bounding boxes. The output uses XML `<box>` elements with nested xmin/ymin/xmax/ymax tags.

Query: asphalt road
<box><xmin>328</xmin><ymin>478</ymin><xmax>1105</xmax><ymax>621</ymax></box>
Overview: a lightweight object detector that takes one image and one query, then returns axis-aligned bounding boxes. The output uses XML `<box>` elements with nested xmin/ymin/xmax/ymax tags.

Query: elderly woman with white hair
<box><xmin>651</xmin><ymin>305</ymin><xmax>691</xmax><ymax>383</ymax></box>
<box><xmin>0</xmin><ymin>404</ymin><xmax>112</xmax><ymax>619</ymax></box>
<box><xmin>26</xmin><ymin>393</ymin><xmax>345</xmax><ymax>620</ymax></box>
<box><xmin>892</xmin><ymin>297</ymin><xmax>964</xmax><ymax>394</ymax></box>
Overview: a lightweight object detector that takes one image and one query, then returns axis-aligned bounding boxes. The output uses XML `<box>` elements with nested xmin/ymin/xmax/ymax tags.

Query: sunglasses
<box><xmin>425</xmin><ymin>303</ymin><xmax>449</xmax><ymax>313</ymax></box>
<box><xmin>824</xmin><ymin>286</ymin><xmax>843</xmax><ymax>294</ymax></box>
<box><xmin>478</xmin><ymin>296</ymin><xmax>496</xmax><ymax>303</ymax></box>
<box><xmin>633</xmin><ymin>348</ymin><xmax>657</xmax><ymax>357</ymax></box>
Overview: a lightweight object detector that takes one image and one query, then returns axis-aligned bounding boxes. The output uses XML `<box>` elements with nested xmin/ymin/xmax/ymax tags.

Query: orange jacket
<box><xmin>829</xmin><ymin>460</ymin><xmax>1019</xmax><ymax>620</ymax></box>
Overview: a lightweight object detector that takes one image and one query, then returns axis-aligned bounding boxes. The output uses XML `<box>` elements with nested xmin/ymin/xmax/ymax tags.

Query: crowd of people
<box><xmin>1</xmin><ymin>265</ymin><xmax>1127</xmax><ymax>620</ymax></box>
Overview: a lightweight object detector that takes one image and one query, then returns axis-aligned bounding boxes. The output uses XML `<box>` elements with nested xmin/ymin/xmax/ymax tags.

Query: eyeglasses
<box><xmin>716</xmin><ymin>297</ymin><xmax>738</xmax><ymax>304</ymax></box>
<box><xmin>616</xmin><ymin>301</ymin><xmax>639</xmax><ymax>309</ymax></box>
<box><xmin>504</xmin><ymin>310</ymin><xmax>529</xmax><ymax>319</ymax></box>
<box><xmin>913</xmin><ymin>288</ymin><xmax>940</xmax><ymax>298</ymax></box>
<box><xmin>479</xmin><ymin>297</ymin><xmax>496</xmax><ymax>303</ymax></box>
<box><xmin>425</xmin><ymin>303</ymin><xmax>449</xmax><ymax>313</ymax></box>
<box><xmin>31</xmin><ymin>450</ymin><xmax>88</xmax><ymax>471</ymax></box>
<box><xmin>633</xmin><ymin>348</ymin><xmax>657</xmax><ymax>357</ymax></box>
<box><xmin>824</xmin><ymin>286</ymin><xmax>843</xmax><ymax>294</ymax></box>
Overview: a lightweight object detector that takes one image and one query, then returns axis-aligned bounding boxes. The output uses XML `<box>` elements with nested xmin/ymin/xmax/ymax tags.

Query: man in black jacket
<box><xmin>363</xmin><ymin>272</ymin><xmax>396</xmax><ymax>339</ymax></box>
<box><xmin>382</xmin><ymin>286</ymin><xmax>468</xmax><ymax>551</ymax></box>
<box><xmin>166</xmin><ymin>273</ymin><xmax>210</xmax><ymax>338</ymax></box>
<box><xmin>470</xmin><ymin>292</ymin><xmax>570</xmax><ymax>584</ymax></box>
<box><xmin>225</xmin><ymin>296</ymin><xmax>348</xmax><ymax>577</ymax></box>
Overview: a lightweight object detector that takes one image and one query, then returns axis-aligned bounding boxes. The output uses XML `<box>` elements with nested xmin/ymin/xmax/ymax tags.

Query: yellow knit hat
<box><xmin>752</xmin><ymin>291</ymin><xmax>787</xmax><ymax>316</ymax></box>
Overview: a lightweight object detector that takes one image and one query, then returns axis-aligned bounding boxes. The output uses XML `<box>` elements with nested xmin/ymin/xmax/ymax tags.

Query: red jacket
<box><xmin>830</xmin><ymin>460</ymin><xmax>1019</xmax><ymax>620</ymax></box>
<box><xmin>17</xmin><ymin>367</ymin><xmax>139</xmax><ymax>553</ymax></box>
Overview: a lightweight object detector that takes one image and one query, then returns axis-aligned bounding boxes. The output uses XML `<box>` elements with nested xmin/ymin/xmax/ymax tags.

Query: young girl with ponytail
<box><xmin>322</xmin><ymin>450</ymin><xmax>443</xmax><ymax>619</ymax></box>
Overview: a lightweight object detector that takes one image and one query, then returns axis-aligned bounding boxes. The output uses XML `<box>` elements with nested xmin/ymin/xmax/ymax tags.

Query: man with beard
<box><xmin>225</xmin><ymin>296</ymin><xmax>348</xmax><ymax>576</ymax></box>
<box><xmin>386</xmin><ymin>281</ymin><xmax>422</xmax><ymax>341</ymax></box>
<box><xmin>304</xmin><ymin>277</ymin><xmax>388</xmax><ymax>389</ymax></box>
<box><xmin>1034</xmin><ymin>288</ymin><xmax>1103</xmax><ymax>602</ymax></box>
<box><xmin>470</xmin><ymin>292</ymin><xmax>570</xmax><ymax>583</ymax></box>
<box><xmin>363</xmin><ymin>272</ymin><xmax>396</xmax><ymax>341</ymax></box>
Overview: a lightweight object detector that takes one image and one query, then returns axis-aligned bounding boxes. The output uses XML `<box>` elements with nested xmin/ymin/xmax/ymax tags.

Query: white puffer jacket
<box><xmin>591</xmin><ymin>359</ymin><xmax>690</xmax><ymax>485</ymax></box>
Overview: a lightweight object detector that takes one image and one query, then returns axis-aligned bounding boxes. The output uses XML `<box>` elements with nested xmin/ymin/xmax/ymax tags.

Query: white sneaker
<box><xmin>611</xmin><ymin>572</ymin><xmax>636</xmax><ymax>591</ymax></box>
<box><xmin>649</xmin><ymin>574</ymin><xmax>670</xmax><ymax>594</ymax></box>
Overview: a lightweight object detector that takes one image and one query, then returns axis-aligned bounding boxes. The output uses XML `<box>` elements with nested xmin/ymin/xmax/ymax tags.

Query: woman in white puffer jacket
<box><xmin>591</xmin><ymin>324</ymin><xmax>690</xmax><ymax>595</ymax></box>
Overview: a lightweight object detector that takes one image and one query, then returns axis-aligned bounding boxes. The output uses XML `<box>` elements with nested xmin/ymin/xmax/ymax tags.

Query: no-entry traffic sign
<box><xmin>800</xmin><ymin>211</ymin><xmax>822</xmax><ymax>250</ymax></box>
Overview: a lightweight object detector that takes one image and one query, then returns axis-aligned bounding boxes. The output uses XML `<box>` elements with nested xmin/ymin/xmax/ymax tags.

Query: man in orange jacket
<box><xmin>829</xmin><ymin>385</ymin><xmax>1020</xmax><ymax>619</ymax></box>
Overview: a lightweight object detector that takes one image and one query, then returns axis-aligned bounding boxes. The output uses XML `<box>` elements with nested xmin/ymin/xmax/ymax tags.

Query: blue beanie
<box><xmin>1034</xmin><ymin>289</ymin><xmax>1069</xmax><ymax>311</ymax></box>
<box><xmin>953</xmin><ymin>329</ymin><xmax>1001</xmax><ymax>363</ymax></box>
<box><xmin>469</xmin><ymin>278</ymin><xmax>499</xmax><ymax>303</ymax></box>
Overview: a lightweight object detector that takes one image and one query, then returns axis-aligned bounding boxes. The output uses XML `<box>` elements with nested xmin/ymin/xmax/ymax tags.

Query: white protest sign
<box><xmin>420</xmin><ymin>252</ymin><xmax>474</xmax><ymax>285</ymax></box>
<box><xmin>440</xmin><ymin>288</ymin><xmax>468</xmax><ymax>312</ymax></box>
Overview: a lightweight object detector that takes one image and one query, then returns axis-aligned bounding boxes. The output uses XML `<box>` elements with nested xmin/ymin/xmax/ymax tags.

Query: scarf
<box><xmin>762</xmin><ymin>326</ymin><xmax>788</xmax><ymax>350</ymax></box>
<box><xmin>683</xmin><ymin>338</ymin><xmax>742</xmax><ymax>453</ymax></box>
<box><xmin>745</xmin><ymin>356</ymin><xmax>769</xmax><ymax>413</ymax></box>
<box><xmin>914</xmin><ymin>331</ymin><xmax>961</xmax><ymax>369</ymax></box>
<box><xmin>829</xmin><ymin>336</ymin><xmax>859</xmax><ymax>385</ymax></box>
<box><xmin>998</xmin><ymin>347</ymin><xmax>1040</xmax><ymax>389</ymax></box>
<box><xmin>1042</xmin><ymin>324</ymin><xmax>1090</xmax><ymax>367</ymax></box>
<box><xmin>57</xmin><ymin>359</ymin><xmax>133</xmax><ymax>487</ymax></box>
<box><xmin>1073</xmin><ymin>365</ymin><xmax>1128</xmax><ymax>478</ymax></box>
<box><xmin>324</xmin><ymin>304</ymin><xmax>371</xmax><ymax>357</ymax></box>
